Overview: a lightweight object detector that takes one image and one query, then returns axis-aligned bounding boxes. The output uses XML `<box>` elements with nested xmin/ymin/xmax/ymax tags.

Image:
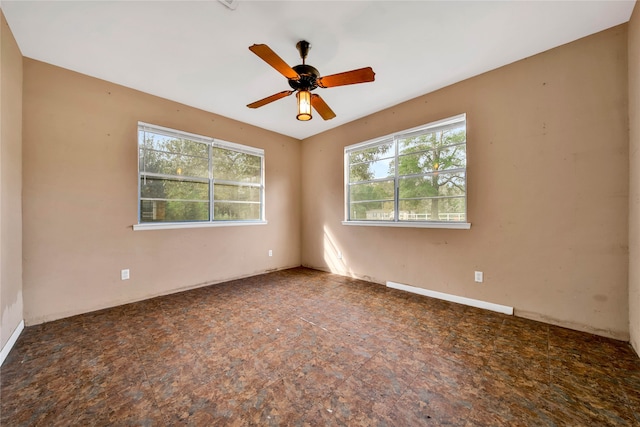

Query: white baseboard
<box><xmin>386</xmin><ymin>281</ymin><xmax>514</xmax><ymax>315</ymax></box>
<box><xmin>0</xmin><ymin>320</ymin><xmax>24</xmax><ymax>366</ymax></box>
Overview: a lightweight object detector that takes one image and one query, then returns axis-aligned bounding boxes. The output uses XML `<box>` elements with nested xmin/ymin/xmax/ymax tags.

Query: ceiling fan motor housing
<box><xmin>288</xmin><ymin>64</ymin><xmax>320</xmax><ymax>91</ymax></box>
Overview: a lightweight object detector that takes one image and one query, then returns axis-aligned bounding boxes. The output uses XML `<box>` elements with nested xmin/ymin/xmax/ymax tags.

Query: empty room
<box><xmin>1</xmin><ymin>0</ymin><xmax>639</xmax><ymax>425</ymax></box>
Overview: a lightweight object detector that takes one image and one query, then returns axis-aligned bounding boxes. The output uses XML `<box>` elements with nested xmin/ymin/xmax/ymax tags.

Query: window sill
<box><xmin>133</xmin><ymin>220</ymin><xmax>268</xmax><ymax>231</ymax></box>
<box><xmin>341</xmin><ymin>220</ymin><xmax>471</xmax><ymax>229</ymax></box>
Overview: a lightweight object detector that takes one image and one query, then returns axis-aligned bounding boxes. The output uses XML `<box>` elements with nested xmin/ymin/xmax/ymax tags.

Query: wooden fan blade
<box><xmin>311</xmin><ymin>94</ymin><xmax>336</xmax><ymax>120</ymax></box>
<box><xmin>317</xmin><ymin>67</ymin><xmax>375</xmax><ymax>88</ymax></box>
<box><xmin>249</xmin><ymin>44</ymin><xmax>299</xmax><ymax>80</ymax></box>
<box><xmin>247</xmin><ymin>90</ymin><xmax>294</xmax><ymax>109</ymax></box>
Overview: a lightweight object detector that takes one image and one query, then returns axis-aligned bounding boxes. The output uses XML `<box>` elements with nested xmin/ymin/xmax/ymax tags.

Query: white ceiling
<box><xmin>1</xmin><ymin>0</ymin><xmax>636</xmax><ymax>140</ymax></box>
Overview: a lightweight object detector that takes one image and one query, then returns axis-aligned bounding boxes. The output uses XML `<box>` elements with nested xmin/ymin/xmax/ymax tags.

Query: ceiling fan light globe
<box><xmin>297</xmin><ymin>91</ymin><xmax>312</xmax><ymax>121</ymax></box>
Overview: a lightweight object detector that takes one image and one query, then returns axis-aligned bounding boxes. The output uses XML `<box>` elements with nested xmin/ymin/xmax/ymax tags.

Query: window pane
<box><xmin>397</xmin><ymin>145</ymin><xmax>466</xmax><ymax>175</ymax></box>
<box><xmin>399</xmin><ymin>176</ymin><xmax>439</xmax><ymax>199</ymax></box>
<box><xmin>140</xmin><ymin>200</ymin><xmax>209</xmax><ymax>222</ymax></box>
<box><xmin>399</xmin><ymin>172</ymin><xmax>465</xmax><ymax>199</ymax></box>
<box><xmin>349</xmin><ymin>158</ymin><xmax>395</xmax><ymax>182</ymax></box>
<box><xmin>348</xmin><ymin>142</ymin><xmax>395</xmax><ymax>164</ymax></box>
<box><xmin>350</xmin><ymin>180</ymin><xmax>394</xmax><ymax>202</ymax></box>
<box><xmin>141</xmin><ymin>133</ymin><xmax>208</xmax><ymax>157</ymax></box>
<box><xmin>437</xmin><ymin>173</ymin><xmax>466</xmax><ymax>197</ymax></box>
<box><xmin>214</xmin><ymin>184</ymin><xmax>260</xmax><ymax>202</ymax></box>
<box><xmin>398</xmin><ymin>197</ymin><xmax>466</xmax><ymax>222</ymax></box>
<box><xmin>349</xmin><ymin>201</ymin><xmax>394</xmax><ymax>221</ymax></box>
<box><xmin>398</xmin><ymin>123</ymin><xmax>466</xmax><ymax>154</ymax></box>
<box><xmin>213</xmin><ymin>148</ymin><xmax>261</xmax><ymax>183</ymax></box>
<box><xmin>214</xmin><ymin>202</ymin><xmax>261</xmax><ymax>220</ymax></box>
<box><xmin>140</xmin><ymin>177</ymin><xmax>209</xmax><ymax>200</ymax></box>
<box><xmin>141</xmin><ymin>149</ymin><xmax>209</xmax><ymax>178</ymax></box>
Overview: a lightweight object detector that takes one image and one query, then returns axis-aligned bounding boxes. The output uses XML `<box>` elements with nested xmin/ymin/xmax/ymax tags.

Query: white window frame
<box><xmin>134</xmin><ymin>122</ymin><xmax>266</xmax><ymax>231</ymax></box>
<box><xmin>343</xmin><ymin>114</ymin><xmax>470</xmax><ymax>230</ymax></box>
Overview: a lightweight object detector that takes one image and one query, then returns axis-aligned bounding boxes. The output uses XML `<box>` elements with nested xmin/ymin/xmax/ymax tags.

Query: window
<box><xmin>136</xmin><ymin>122</ymin><xmax>264</xmax><ymax>229</ymax></box>
<box><xmin>344</xmin><ymin>114</ymin><xmax>468</xmax><ymax>229</ymax></box>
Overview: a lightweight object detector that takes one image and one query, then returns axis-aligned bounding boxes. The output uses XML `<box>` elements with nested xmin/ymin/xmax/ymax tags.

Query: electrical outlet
<box><xmin>268</xmin><ymin>250</ymin><xmax>273</xmax><ymax>257</ymax></box>
<box><xmin>337</xmin><ymin>251</ymin><xmax>342</xmax><ymax>259</ymax></box>
<box><xmin>121</xmin><ymin>269</ymin><xmax>130</xmax><ymax>280</ymax></box>
<box><xmin>474</xmin><ymin>271</ymin><xmax>483</xmax><ymax>283</ymax></box>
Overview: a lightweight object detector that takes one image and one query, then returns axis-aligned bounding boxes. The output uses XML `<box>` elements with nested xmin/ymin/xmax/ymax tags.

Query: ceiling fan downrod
<box><xmin>296</xmin><ymin>40</ymin><xmax>310</xmax><ymax>65</ymax></box>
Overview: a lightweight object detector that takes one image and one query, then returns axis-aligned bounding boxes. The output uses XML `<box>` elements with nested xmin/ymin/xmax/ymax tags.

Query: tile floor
<box><xmin>1</xmin><ymin>267</ymin><xmax>639</xmax><ymax>426</ymax></box>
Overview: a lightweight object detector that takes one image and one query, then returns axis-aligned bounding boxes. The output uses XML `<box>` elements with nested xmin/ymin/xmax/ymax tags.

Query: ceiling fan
<box><xmin>247</xmin><ymin>41</ymin><xmax>375</xmax><ymax>121</ymax></box>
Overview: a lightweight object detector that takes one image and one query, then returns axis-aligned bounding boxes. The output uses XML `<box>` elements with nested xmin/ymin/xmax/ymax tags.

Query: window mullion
<box><xmin>398</xmin><ymin>168</ymin><xmax>466</xmax><ymax>180</ymax></box>
<box><xmin>394</xmin><ymin>138</ymin><xmax>399</xmax><ymax>222</ymax></box>
<box><xmin>138</xmin><ymin>130</ymin><xmax>144</xmax><ymax>223</ymax></box>
<box><xmin>346</xmin><ymin>150</ymin><xmax>351</xmax><ymax>221</ymax></box>
<box><xmin>209</xmin><ymin>143</ymin><xmax>214</xmax><ymax>222</ymax></box>
<box><xmin>261</xmin><ymin>156</ymin><xmax>265</xmax><ymax>221</ymax></box>
<box><xmin>140</xmin><ymin>172</ymin><xmax>209</xmax><ymax>183</ymax></box>
<box><xmin>349</xmin><ymin>176</ymin><xmax>396</xmax><ymax>186</ymax></box>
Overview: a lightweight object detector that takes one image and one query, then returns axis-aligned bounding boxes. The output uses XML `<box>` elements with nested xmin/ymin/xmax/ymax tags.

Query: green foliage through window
<box><xmin>138</xmin><ymin>123</ymin><xmax>264</xmax><ymax>223</ymax></box>
<box><xmin>345</xmin><ymin>114</ymin><xmax>466</xmax><ymax>223</ymax></box>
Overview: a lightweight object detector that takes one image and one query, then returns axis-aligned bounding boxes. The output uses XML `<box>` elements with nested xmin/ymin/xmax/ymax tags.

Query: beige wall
<box><xmin>301</xmin><ymin>25</ymin><xmax>630</xmax><ymax>339</ymax></box>
<box><xmin>0</xmin><ymin>11</ymin><xmax>24</xmax><ymax>349</ymax></box>
<box><xmin>629</xmin><ymin>1</ymin><xmax>640</xmax><ymax>354</ymax></box>
<box><xmin>22</xmin><ymin>59</ymin><xmax>301</xmax><ymax>325</ymax></box>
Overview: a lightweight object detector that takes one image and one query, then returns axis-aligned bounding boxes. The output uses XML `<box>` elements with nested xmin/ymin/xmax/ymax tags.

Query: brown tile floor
<box><xmin>1</xmin><ymin>267</ymin><xmax>639</xmax><ymax>426</ymax></box>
